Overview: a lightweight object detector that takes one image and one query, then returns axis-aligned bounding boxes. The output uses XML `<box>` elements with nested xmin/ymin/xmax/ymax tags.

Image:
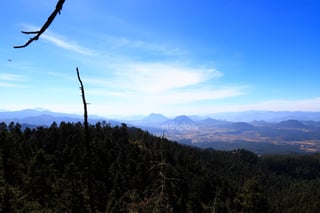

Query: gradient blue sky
<box><xmin>1</xmin><ymin>0</ymin><xmax>320</xmax><ymax>117</ymax></box>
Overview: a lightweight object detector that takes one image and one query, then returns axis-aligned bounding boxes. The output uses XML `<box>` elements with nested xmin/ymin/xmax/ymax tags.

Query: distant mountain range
<box><xmin>207</xmin><ymin>111</ymin><xmax>320</xmax><ymax>122</ymax></box>
<box><xmin>2</xmin><ymin>109</ymin><xmax>320</xmax><ymax>154</ymax></box>
<box><xmin>2</xmin><ymin>109</ymin><xmax>320</xmax><ymax>125</ymax></box>
<box><xmin>0</xmin><ymin>109</ymin><xmax>120</xmax><ymax>127</ymax></box>
<box><xmin>125</xmin><ymin>112</ymin><xmax>320</xmax><ymax>154</ymax></box>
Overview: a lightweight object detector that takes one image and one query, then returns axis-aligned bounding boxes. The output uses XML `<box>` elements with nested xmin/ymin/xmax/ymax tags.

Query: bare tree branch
<box><xmin>14</xmin><ymin>0</ymin><xmax>66</xmax><ymax>48</ymax></box>
<box><xmin>76</xmin><ymin>67</ymin><xmax>88</xmax><ymax>128</ymax></box>
<box><xmin>76</xmin><ymin>67</ymin><xmax>95</xmax><ymax>213</ymax></box>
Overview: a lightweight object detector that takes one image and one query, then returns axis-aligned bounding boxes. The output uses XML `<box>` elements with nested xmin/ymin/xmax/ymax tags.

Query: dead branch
<box><xmin>76</xmin><ymin>67</ymin><xmax>95</xmax><ymax>213</ymax></box>
<box><xmin>14</xmin><ymin>0</ymin><xmax>66</xmax><ymax>48</ymax></box>
<box><xmin>76</xmin><ymin>67</ymin><xmax>88</xmax><ymax>127</ymax></box>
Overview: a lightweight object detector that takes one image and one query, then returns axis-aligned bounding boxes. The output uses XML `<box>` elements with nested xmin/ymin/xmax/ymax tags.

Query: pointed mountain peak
<box><xmin>143</xmin><ymin>113</ymin><xmax>168</xmax><ymax>123</ymax></box>
<box><xmin>172</xmin><ymin>115</ymin><xmax>194</xmax><ymax>124</ymax></box>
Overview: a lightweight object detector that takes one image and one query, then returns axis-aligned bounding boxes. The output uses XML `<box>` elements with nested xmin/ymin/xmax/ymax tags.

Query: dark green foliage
<box><xmin>0</xmin><ymin>121</ymin><xmax>320</xmax><ymax>212</ymax></box>
<box><xmin>234</xmin><ymin>177</ymin><xmax>269</xmax><ymax>213</ymax></box>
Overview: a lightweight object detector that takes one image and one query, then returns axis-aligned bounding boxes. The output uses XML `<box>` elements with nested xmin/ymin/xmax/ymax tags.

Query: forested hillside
<box><xmin>1</xmin><ymin>121</ymin><xmax>320</xmax><ymax>212</ymax></box>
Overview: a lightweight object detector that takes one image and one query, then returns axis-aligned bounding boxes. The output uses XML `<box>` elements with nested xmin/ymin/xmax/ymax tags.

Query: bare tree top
<box><xmin>14</xmin><ymin>0</ymin><xmax>66</xmax><ymax>48</ymax></box>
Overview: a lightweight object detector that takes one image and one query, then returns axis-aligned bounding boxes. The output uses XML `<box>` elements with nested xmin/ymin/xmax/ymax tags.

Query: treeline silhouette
<box><xmin>1</xmin><ymin>121</ymin><xmax>320</xmax><ymax>212</ymax></box>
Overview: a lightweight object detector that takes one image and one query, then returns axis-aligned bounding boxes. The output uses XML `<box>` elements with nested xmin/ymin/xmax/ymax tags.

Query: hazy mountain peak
<box><xmin>171</xmin><ymin>115</ymin><xmax>194</xmax><ymax>124</ymax></box>
<box><xmin>143</xmin><ymin>113</ymin><xmax>168</xmax><ymax>123</ymax></box>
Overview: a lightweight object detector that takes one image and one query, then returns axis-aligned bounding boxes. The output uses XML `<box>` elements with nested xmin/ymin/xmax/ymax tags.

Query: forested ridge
<box><xmin>1</xmin><ymin>121</ymin><xmax>320</xmax><ymax>212</ymax></box>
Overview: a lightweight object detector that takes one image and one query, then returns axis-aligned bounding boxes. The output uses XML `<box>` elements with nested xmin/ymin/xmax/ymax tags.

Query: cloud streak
<box><xmin>42</xmin><ymin>33</ymin><xmax>96</xmax><ymax>56</ymax></box>
<box><xmin>101</xmin><ymin>35</ymin><xmax>189</xmax><ymax>57</ymax></box>
<box><xmin>14</xmin><ymin>24</ymin><xmax>246</xmax><ymax>115</ymax></box>
<box><xmin>84</xmin><ymin>61</ymin><xmax>245</xmax><ymax>111</ymax></box>
<box><xmin>20</xmin><ymin>24</ymin><xmax>96</xmax><ymax>56</ymax></box>
<box><xmin>0</xmin><ymin>73</ymin><xmax>26</xmax><ymax>81</ymax></box>
<box><xmin>0</xmin><ymin>73</ymin><xmax>27</xmax><ymax>88</ymax></box>
<box><xmin>114</xmin><ymin>62</ymin><xmax>223</xmax><ymax>93</ymax></box>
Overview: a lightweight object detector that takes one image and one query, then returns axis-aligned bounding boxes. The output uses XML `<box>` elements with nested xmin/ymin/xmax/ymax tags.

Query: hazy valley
<box><xmin>2</xmin><ymin>109</ymin><xmax>320</xmax><ymax>154</ymax></box>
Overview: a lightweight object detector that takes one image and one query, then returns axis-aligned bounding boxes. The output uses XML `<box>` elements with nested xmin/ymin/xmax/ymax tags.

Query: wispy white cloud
<box><xmin>0</xmin><ymin>82</ymin><xmax>24</xmax><ymax>88</ymax></box>
<box><xmin>46</xmin><ymin>71</ymin><xmax>75</xmax><ymax>81</ymax></box>
<box><xmin>113</xmin><ymin>65</ymin><xmax>203</xmax><ymax>92</ymax></box>
<box><xmin>0</xmin><ymin>73</ymin><xmax>27</xmax><ymax>88</ymax></box>
<box><xmin>101</xmin><ymin>35</ymin><xmax>189</xmax><ymax>57</ymax></box>
<box><xmin>156</xmin><ymin>87</ymin><xmax>246</xmax><ymax>104</ymax></box>
<box><xmin>23</xmin><ymin>24</ymin><xmax>186</xmax><ymax>59</ymax></box>
<box><xmin>42</xmin><ymin>33</ymin><xmax>96</xmax><ymax>56</ymax></box>
<box><xmin>12</xmin><ymin>24</ymin><xmax>246</xmax><ymax>115</ymax></box>
<box><xmin>84</xmin><ymin>87</ymin><xmax>246</xmax><ymax>117</ymax></box>
<box><xmin>83</xmin><ymin>61</ymin><xmax>245</xmax><ymax>111</ymax></box>
<box><xmin>106</xmin><ymin>62</ymin><xmax>223</xmax><ymax>93</ymax></box>
<box><xmin>0</xmin><ymin>73</ymin><xmax>26</xmax><ymax>82</ymax></box>
<box><xmin>19</xmin><ymin>24</ymin><xmax>96</xmax><ymax>56</ymax></box>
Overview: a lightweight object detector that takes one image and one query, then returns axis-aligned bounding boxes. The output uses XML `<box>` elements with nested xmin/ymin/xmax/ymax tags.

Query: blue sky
<box><xmin>1</xmin><ymin>0</ymin><xmax>320</xmax><ymax>117</ymax></box>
